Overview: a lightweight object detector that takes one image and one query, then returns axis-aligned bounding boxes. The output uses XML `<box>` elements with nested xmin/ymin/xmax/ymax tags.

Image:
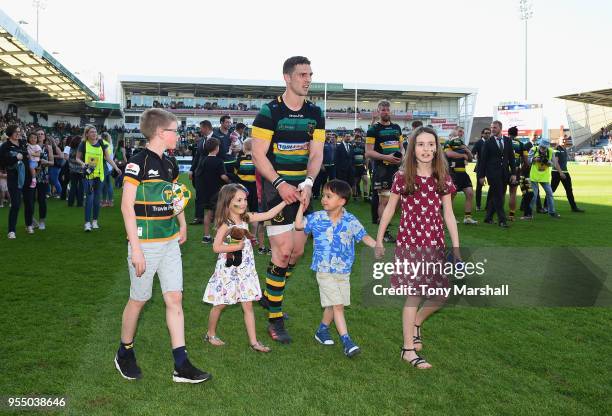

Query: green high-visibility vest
<box><xmin>529</xmin><ymin>147</ymin><xmax>553</xmax><ymax>183</ymax></box>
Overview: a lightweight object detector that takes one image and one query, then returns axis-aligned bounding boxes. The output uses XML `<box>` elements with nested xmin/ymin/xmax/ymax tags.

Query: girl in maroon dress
<box><xmin>375</xmin><ymin>126</ymin><xmax>461</xmax><ymax>369</ymax></box>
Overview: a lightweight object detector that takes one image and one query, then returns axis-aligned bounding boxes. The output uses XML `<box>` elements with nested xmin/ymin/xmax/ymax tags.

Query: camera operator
<box><xmin>527</xmin><ymin>139</ymin><xmax>562</xmax><ymax>218</ymax></box>
<box><xmin>75</xmin><ymin>125</ymin><xmax>122</xmax><ymax>232</ymax></box>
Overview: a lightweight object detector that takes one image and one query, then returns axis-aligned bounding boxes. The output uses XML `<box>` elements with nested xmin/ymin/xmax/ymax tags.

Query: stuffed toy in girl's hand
<box><xmin>225</xmin><ymin>226</ymin><xmax>255</xmax><ymax>267</ymax></box>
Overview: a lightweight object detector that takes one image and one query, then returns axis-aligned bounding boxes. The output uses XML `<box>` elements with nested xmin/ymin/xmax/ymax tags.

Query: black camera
<box><xmin>83</xmin><ymin>164</ymin><xmax>95</xmax><ymax>176</ymax></box>
<box><xmin>538</xmin><ymin>148</ymin><xmax>548</xmax><ymax>165</ymax></box>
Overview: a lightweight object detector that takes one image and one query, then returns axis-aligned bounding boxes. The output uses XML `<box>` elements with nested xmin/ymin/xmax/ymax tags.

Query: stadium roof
<box><xmin>120</xmin><ymin>75</ymin><xmax>477</xmax><ymax>101</ymax></box>
<box><xmin>0</xmin><ymin>9</ymin><xmax>104</xmax><ymax>114</ymax></box>
<box><xmin>557</xmin><ymin>88</ymin><xmax>612</xmax><ymax>108</ymax></box>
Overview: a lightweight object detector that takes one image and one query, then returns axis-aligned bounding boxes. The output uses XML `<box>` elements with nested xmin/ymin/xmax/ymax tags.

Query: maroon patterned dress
<box><xmin>390</xmin><ymin>171</ymin><xmax>456</xmax><ymax>293</ymax></box>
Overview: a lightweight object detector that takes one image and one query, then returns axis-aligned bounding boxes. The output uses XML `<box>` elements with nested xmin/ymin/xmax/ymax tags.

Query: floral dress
<box><xmin>390</xmin><ymin>171</ymin><xmax>456</xmax><ymax>292</ymax></box>
<box><xmin>203</xmin><ymin>222</ymin><xmax>262</xmax><ymax>305</ymax></box>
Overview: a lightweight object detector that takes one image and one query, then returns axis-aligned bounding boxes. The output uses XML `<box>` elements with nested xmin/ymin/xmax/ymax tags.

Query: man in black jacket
<box><xmin>471</xmin><ymin>127</ymin><xmax>490</xmax><ymax>211</ymax></box>
<box><xmin>477</xmin><ymin>121</ymin><xmax>516</xmax><ymax>228</ymax></box>
<box><xmin>335</xmin><ymin>133</ymin><xmax>354</xmax><ymax>185</ymax></box>
<box><xmin>189</xmin><ymin>120</ymin><xmax>213</xmax><ymax>224</ymax></box>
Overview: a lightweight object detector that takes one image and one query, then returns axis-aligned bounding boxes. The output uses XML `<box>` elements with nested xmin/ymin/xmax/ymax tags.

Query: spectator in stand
<box><xmin>76</xmin><ymin>125</ymin><xmax>122</xmax><ymax>232</ymax></box>
<box><xmin>67</xmin><ymin>136</ymin><xmax>84</xmax><ymax>207</ymax></box>
<box><xmin>0</xmin><ymin>125</ymin><xmax>34</xmax><ymax>238</ymax></box>
<box><xmin>100</xmin><ymin>132</ymin><xmax>115</xmax><ymax>208</ymax></box>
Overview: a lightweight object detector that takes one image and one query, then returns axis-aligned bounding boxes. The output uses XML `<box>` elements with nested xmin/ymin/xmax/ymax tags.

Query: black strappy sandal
<box><xmin>401</xmin><ymin>347</ymin><xmax>431</xmax><ymax>369</ymax></box>
<box><xmin>413</xmin><ymin>325</ymin><xmax>423</xmax><ymax>351</ymax></box>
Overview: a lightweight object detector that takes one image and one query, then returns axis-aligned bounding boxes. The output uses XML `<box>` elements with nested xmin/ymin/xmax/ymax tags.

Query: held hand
<box><xmin>16</xmin><ymin>153</ymin><xmax>23</xmax><ymax>161</ymax></box>
<box><xmin>179</xmin><ymin>225</ymin><xmax>187</xmax><ymax>245</ymax></box>
<box><xmin>452</xmin><ymin>247</ymin><xmax>462</xmax><ymax>263</ymax></box>
<box><xmin>300</xmin><ymin>185</ymin><xmax>312</xmax><ymax>210</ymax></box>
<box><xmin>131</xmin><ymin>248</ymin><xmax>146</xmax><ymax>277</ymax></box>
<box><xmin>375</xmin><ymin>244</ymin><xmax>385</xmax><ymax>259</ymax></box>
<box><xmin>233</xmin><ymin>240</ymin><xmax>246</xmax><ymax>251</ymax></box>
<box><xmin>277</xmin><ymin>181</ymin><xmax>300</xmax><ymax>204</ymax></box>
<box><xmin>386</xmin><ymin>154</ymin><xmax>402</xmax><ymax>164</ymax></box>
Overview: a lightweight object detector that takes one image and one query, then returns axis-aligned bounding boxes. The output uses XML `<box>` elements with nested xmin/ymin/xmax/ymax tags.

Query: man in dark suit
<box><xmin>477</xmin><ymin>121</ymin><xmax>516</xmax><ymax>227</ymax></box>
<box><xmin>471</xmin><ymin>127</ymin><xmax>490</xmax><ymax>211</ymax></box>
<box><xmin>190</xmin><ymin>120</ymin><xmax>213</xmax><ymax>224</ymax></box>
<box><xmin>335</xmin><ymin>133</ymin><xmax>355</xmax><ymax>185</ymax></box>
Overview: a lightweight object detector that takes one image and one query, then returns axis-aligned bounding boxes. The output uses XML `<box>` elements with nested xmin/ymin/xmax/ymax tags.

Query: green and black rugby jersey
<box><xmin>443</xmin><ymin>138</ymin><xmax>467</xmax><ymax>171</ymax></box>
<box><xmin>124</xmin><ymin>148</ymin><xmax>180</xmax><ymax>242</ymax></box>
<box><xmin>511</xmin><ymin>138</ymin><xmax>527</xmax><ymax>168</ymax></box>
<box><xmin>353</xmin><ymin>142</ymin><xmax>365</xmax><ymax>167</ymax></box>
<box><xmin>236</xmin><ymin>153</ymin><xmax>256</xmax><ymax>183</ymax></box>
<box><xmin>366</xmin><ymin>122</ymin><xmax>404</xmax><ymax>166</ymax></box>
<box><xmin>251</xmin><ymin>96</ymin><xmax>325</xmax><ymax>184</ymax></box>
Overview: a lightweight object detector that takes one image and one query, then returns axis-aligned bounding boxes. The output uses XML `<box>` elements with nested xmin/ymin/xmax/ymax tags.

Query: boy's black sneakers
<box><xmin>172</xmin><ymin>359</ymin><xmax>212</xmax><ymax>384</ymax></box>
<box><xmin>268</xmin><ymin>319</ymin><xmax>292</xmax><ymax>344</ymax></box>
<box><xmin>114</xmin><ymin>354</ymin><xmax>142</xmax><ymax>380</ymax></box>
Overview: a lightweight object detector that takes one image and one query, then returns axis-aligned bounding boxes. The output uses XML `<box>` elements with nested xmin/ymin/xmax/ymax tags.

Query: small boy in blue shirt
<box><xmin>295</xmin><ymin>179</ymin><xmax>376</xmax><ymax>357</ymax></box>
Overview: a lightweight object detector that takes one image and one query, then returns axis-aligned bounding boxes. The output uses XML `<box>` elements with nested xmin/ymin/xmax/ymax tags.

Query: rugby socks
<box><xmin>118</xmin><ymin>340</ymin><xmax>135</xmax><ymax>359</ymax></box>
<box><xmin>265</xmin><ymin>262</ymin><xmax>287</xmax><ymax>322</ymax></box>
<box><xmin>172</xmin><ymin>346</ymin><xmax>188</xmax><ymax>368</ymax></box>
<box><xmin>285</xmin><ymin>263</ymin><xmax>296</xmax><ymax>282</ymax></box>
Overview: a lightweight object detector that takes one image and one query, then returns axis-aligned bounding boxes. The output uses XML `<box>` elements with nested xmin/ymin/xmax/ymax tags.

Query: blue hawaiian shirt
<box><xmin>303</xmin><ymin>209</ymin><xmax>366</xmax><ymax>274</ymax></box>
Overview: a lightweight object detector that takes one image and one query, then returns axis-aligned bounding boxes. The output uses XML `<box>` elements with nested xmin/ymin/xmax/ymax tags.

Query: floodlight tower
<box><xmin>519</xmin><ymin>0</ymin><xmax>533</xmax><ymax>102</ymax></box>
<box><xmin>32</xmin><ymin>0</ymin><xmax>47</xmax><ymax>43</ymax></box>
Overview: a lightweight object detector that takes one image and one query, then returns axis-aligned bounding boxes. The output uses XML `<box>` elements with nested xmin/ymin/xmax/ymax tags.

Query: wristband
<box><xmin>273</xmin><ymin>177</ymin><xmax>286</xmax><ymax>189</ymax></box>
<box><xmin>298</xmin><ymin>177</ymin><xmax>314</xmax><ymax>190</ymax></box>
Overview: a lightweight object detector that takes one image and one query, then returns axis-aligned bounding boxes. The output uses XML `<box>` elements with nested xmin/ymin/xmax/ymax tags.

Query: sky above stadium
<box><xmin>2</xmin><ymin>0</ymin><xmax>611</xmax><ymax>127</ymax></box>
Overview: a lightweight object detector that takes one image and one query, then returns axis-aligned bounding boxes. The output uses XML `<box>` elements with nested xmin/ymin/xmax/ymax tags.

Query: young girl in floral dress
<box><xmin>203</xmin><ymin>184</ymin><xmax>286</xmax><ymax>352</ymax></box>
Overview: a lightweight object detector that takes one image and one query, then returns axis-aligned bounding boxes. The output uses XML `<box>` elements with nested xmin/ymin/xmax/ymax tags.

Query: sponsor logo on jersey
<box><xmin>125</xmin><ymin>163</ymin><xmax>140</xmax><ymax>175</ymax></box>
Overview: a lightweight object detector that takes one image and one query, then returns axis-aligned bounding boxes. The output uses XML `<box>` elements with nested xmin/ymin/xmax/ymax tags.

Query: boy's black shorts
<box><xmin>202</xmin><ymin>191</ymin><xmax>219</xmax><ymax>211</ymax></box>
<box><xmin>354</xmin><ymin>165</ymin><xmax>366</xmax><ymax>179</ymax></box>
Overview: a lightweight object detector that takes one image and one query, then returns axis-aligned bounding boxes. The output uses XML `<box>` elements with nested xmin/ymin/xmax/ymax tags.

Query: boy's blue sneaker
<box><xmin>342</xmin><ymin>338</ymin><xmax>361</xmax><ymax>358</ymax></box>
<box><xmin>314</xmin><ymin>327</ymin><xmax>334</xmax><ymax>345</ymax></box>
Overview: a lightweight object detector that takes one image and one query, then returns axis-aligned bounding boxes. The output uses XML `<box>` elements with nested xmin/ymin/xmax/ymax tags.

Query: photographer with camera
<box><xmin>76</xmin><ymin>125</ymin><xmax>122</xmax><ymax>232</ymax></box>
<box><xmin>527</xmin><ymin>139</ymin><xmax>562</xmax><ymax>219</ymax></box>
<box><xmin>0</xmin><ymin>125</ymin><xmax>34</xmax><ymax>239</ymax></box>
